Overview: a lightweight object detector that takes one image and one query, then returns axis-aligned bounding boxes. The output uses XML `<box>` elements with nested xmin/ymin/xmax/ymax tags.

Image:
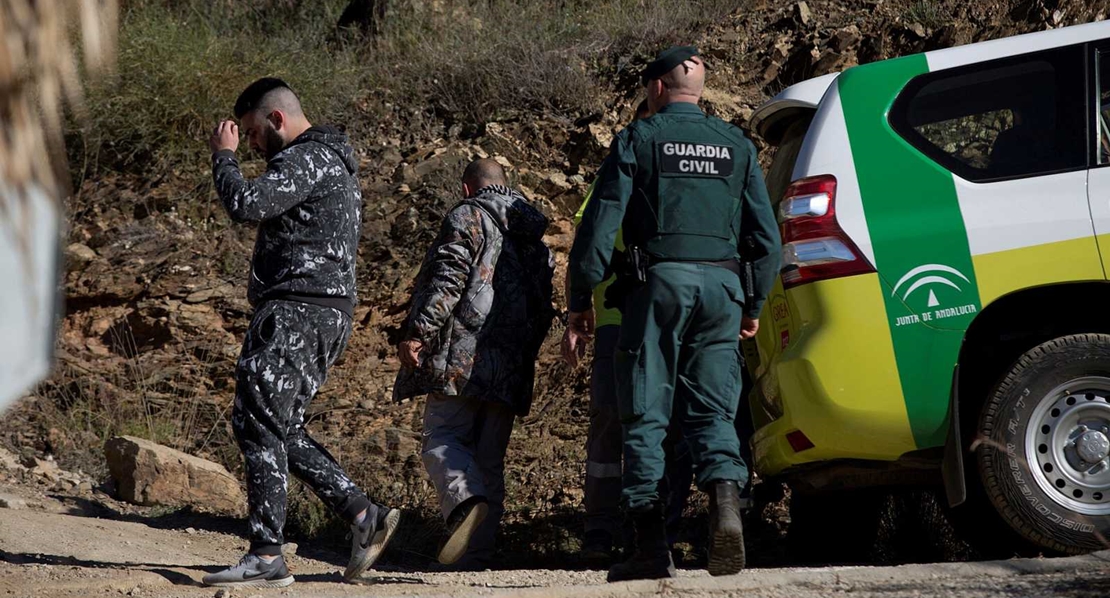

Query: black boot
<box><xmin>579</xmin><ymin>529</ymin><xmax>615</xmax><ymax>565</ymax></box>
<box><xmin>707</xmin><ymin>480</ymin><xmax>746</xmax><ymax>576</ymax></box>
<box><xmin>607</xmin><ymin>504</ymin><xmax>676</xmax><ymax>582</ymax></box>
<box><xmin>618</xmin><ymin>512</ymin><xmax>636</xmax><ymax>561</ymax></box>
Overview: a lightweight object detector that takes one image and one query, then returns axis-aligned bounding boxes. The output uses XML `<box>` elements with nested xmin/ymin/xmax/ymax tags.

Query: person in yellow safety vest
<box><xmin>565</xmin><ymin>100</ymin><xmax>651</xmax><ymax>563</ymax></box>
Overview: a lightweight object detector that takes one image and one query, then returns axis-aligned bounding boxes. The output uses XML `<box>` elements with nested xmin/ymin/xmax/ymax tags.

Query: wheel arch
<box><xmin>943</xmin><ymin>281</ymin><xmax>1110</xmax><ymax>507</ymax></box>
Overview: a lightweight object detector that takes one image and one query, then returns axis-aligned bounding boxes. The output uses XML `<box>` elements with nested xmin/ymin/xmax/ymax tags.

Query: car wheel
<box><xmin>977</xmin><ymin>334</ymin><xmax>1110</xmax><ymax>554</ymax></box>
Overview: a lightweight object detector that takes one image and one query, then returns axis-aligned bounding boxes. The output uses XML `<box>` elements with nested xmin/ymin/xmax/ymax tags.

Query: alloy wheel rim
<box><xmin>1025</xmin><ymin>376</ymin><xmax>1110</xmax><ymax>516</ymax></box>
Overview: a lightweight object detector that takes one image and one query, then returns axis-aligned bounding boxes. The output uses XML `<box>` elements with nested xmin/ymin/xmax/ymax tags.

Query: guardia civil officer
<box><xmin>565</xmin><ymin>47</ymin><xmax>781</xmax><ymax>581</ymax></box>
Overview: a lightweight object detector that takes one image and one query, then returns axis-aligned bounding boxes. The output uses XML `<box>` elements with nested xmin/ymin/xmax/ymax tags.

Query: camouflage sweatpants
<box><xmin>232</xmin><ymin>300</ymin><xmax>372</xmax><ymax>555</ymax></box>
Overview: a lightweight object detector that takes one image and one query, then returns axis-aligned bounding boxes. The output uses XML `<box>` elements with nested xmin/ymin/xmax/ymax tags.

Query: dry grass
<box><xmin>27</xmin><ymin>320</ymin><xmax>238</xmax><ymax>476</ymax></box>
<box><xmin>73</xmin><ymin>0</ymin><xmax>743</xmax><ymax>176</ymax></box>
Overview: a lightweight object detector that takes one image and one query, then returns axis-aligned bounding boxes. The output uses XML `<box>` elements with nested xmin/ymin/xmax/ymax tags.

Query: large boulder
<box><xmin>104</xmin><ymin>436</ymin><xmax>245</xmax><ymax>516</ymax></box>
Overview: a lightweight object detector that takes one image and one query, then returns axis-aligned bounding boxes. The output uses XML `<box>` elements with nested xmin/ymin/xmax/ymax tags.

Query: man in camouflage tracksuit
<box><xmin>395</xmin><ymin>158</ymin><xmax>555</xmax><ymax>570</ymax></box>
<box><xmin>203</xmin><ymin>78</ymin><xmax>399</xmax><ymax>588</ymax></box>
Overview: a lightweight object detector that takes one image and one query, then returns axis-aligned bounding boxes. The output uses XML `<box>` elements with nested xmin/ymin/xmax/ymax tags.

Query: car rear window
<box><xmin>765</xmin><ymin>115</ymin><xmax>814</xmax><ymax>210</ymax></box>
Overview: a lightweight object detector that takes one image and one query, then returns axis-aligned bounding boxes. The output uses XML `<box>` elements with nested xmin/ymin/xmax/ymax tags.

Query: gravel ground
<box><xmin>2</xmin><ymin>499</ymin><xmax>1109</xmax><ymax>598</ymax></box>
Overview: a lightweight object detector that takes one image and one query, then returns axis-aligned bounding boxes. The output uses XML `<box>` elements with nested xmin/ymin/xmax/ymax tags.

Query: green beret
<box><xmin>641</xmin><ymin>45</ymin><xmax>700</xmax><ymax>85</ymax></box>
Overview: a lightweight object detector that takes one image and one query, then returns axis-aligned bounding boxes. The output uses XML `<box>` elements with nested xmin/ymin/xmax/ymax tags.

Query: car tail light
<box><xmin>779</xmin><ymin>175</ymin><xmax>874</xmax><ymax>289</ymax></box>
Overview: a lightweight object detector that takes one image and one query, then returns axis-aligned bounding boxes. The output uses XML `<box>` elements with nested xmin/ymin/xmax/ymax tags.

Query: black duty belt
<box><xmin>645</xmin><ymin>255</ymin><xmax>742</xmax><ymax>276</ymax></box>
<box><xmin>606</xmin><ymin>249</ymin><xmax>746</xmax><ymax>311</ymax></box>
<box><xmin>613</xmin><ymin>246</ymin><xmax>743</xmax><ymax>284</ymax></box>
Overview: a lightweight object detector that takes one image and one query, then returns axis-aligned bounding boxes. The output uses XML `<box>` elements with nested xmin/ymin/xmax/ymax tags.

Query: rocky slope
<box><xmin>5</xmin><ymin>0</ymin><xmax>1110</xmax><ymax>569</ymax></box>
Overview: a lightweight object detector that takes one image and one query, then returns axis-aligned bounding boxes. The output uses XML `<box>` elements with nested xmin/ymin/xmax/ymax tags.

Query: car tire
<box><xmin>977</xmin><ymin>333</ymin><xmax>1110</xmax><ymax>554</ymax></box>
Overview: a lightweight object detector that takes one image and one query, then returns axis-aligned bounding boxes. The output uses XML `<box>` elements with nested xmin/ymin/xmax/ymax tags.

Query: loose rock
<box><xmin>104</xmin><ymin>436</ymin><xmax>246</xmax><ymax>516</ymax></box>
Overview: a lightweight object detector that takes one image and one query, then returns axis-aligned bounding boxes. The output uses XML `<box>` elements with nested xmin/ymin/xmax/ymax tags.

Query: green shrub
<box><xmin>903</xmin><ymin>0</ymin><xmax>949</xmax><ymax>30</ymax></box>
<box><xmin>76</xmin><ymin>0</ymin><xmax>364</xmax><ymax>174</ymax></box>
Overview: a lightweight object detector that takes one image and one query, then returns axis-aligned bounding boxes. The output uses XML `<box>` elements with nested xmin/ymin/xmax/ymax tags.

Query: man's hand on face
<box><xmin>740</xmin><ymin>316</ymin><xmax>759</xmax><ymax>340</ymax></box>
<box><xmin>398</xmin><ymin>339</ymin><xmax>424</xmax><ymax>369</ymax></box>
<box><xmin>210</xmin><ymin>120</ymin><xmax>239</xmax><ymax>154</ymax></box>
<box><xmin>562</xmin><ymin>309</ymin><xmax>595</xmax><ymax>368</ymax></box>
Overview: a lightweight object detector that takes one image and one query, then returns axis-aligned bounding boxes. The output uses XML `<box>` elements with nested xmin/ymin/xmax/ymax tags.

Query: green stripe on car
<box><xmin>839</xmin><ymin>55</ymin><xmax>982</xmax><ymax>448</ymax></box>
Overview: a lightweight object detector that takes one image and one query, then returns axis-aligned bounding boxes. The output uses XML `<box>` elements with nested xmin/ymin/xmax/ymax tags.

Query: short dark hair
<box><xmin>234</xmin><ymin>77</ymin><xmax>293</xmax><ymax>119</ymax></box>
<box><xmin>462</xmin><ymin>158</ymin><xmax>508</xmax><ymax>190</ymax></box>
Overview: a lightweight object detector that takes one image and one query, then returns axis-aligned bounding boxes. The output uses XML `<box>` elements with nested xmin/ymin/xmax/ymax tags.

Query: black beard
<box><xmin>263</xmin><ymin>127</ymin><xmax>285</xmax><ymax>161</ymax></box>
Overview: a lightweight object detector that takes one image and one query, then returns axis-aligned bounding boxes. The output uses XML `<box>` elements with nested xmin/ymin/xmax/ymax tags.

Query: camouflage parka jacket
<box><xmin>393</xmin><ymin>186</ymin><xmax>556</xmax><ymax>414</ymax></box>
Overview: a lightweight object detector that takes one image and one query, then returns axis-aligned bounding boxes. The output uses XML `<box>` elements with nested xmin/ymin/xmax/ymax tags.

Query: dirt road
<box><xmin>2</xmin><ymin>485</ymin><xmax>1109</xmax><ymax>598</ymax></box>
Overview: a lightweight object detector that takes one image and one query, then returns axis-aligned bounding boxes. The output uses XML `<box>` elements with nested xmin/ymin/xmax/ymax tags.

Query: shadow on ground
<box><xmin>33</xmin><ymin>483</ymin><xmax>995</xmax><ymax>576</ymax></box>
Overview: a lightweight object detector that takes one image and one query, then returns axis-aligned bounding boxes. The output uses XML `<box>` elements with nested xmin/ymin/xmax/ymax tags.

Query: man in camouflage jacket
<box><xmin>395</xmin><ymin>158</ymin><xmax>555</xmax><ymax>568</ymax></box>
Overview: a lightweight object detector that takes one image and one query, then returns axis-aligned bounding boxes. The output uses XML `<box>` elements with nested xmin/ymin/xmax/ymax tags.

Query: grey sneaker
<box><xmin>344</xmin><ymin>505</ymin><xmax>401</xmax><ymax>581</ymax></box>
<box><xmin>202</xmin><ymin>553</ymin><xmax>294</xmax><ymax>588</ymax></box>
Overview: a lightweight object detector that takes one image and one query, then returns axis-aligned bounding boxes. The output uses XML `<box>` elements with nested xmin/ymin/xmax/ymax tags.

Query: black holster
<box><xmin>603</xmin><ymin>247</ymin><xmax>648</xmax><ymax>312</ymax></box>
<box><xmin>741</xmin><ymin>235</ymin><xmax>757</xmax><ymax>306</ymax></box>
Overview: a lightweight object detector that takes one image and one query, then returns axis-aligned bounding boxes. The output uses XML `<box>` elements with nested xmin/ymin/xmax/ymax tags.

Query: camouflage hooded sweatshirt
<box><xmin>394</xmin><ymin>186</ymin><xmax>556</xmax><ymax>415</ymax></box>
<box><xmin>212</xmin><ymin>125</ymin><xmax>361</xmax><ymax>316</ymax></box>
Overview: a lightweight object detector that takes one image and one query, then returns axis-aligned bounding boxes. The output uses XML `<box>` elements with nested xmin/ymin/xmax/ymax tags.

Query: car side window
<box><xmin>890</xmin><ymin>44</ymin><xmax>1088</xmax><ymax>182</ymax></box>
<box><xmin>1097</xmin><ymin>50</ymin><xmax>1110</xmax><ymax>165</ymax></box>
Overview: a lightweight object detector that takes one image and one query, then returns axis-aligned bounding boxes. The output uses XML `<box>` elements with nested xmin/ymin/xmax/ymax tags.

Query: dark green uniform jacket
<box><xmin>568</xmin><ymin>102</ymin><xmax>781</xmax><ymax>318</ymax></box>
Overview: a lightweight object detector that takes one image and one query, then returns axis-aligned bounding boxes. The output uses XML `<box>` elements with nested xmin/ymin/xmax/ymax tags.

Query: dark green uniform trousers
<box><xmin>615</xmin><ymin>262</ymin><xmax>748</xmax><ymax>511</ymax></box>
